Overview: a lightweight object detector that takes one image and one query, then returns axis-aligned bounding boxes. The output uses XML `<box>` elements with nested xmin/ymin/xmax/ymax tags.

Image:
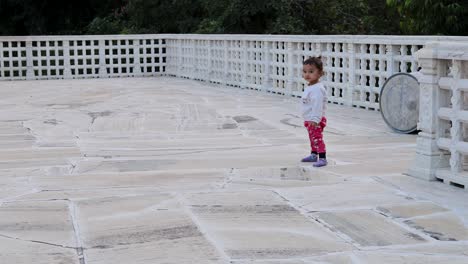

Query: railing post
<box><xmin>386</xmin><ymin>44</ymin><xmax>398</xmax><ymax>76</ymax></box>
<box><xmin>262</xmin><ymin>40</ymin><xmax>272</xmax><ymax>92</ymax></box>
<box><xmin>133</xmin><ymin>39</ymin><xmax>142</xmax><ymax>77</ymax></box>
<box><xmin>345</xmin><ymin>43</ymin><xmax>355</xmax><ymax>106</ymax></box>
<box><xmin>241</xmin><ymin>40</ymin><xmax>248</xmax><ymax>89</ymax></box>
<box><xmin>286</xmin><ymin>41</ymin><xmax>294</xmax><ymax>96</ymax></box>
<box><xmin>177</xmin><ymin>39</ymin><xmax>183</xmax><ymax>78</ymax></box>
<box><xmin>0</xmin><ymin>43</ymin><xmax>3</xmax><ymax>80</ymax></box>
<box><xmin>449</xmin><ymin>60</ymin><xmax>463</xmax><ymax>174</ymax></box>
<box><xmin>223</xmin><ymin>40</ymin><xmax>229</xmax><ymax>86</ymax></box>
<box><xmin>63</xmin><ymin>40</ymin><xmax>72</xmax><ymax>79</ymax></box>
<box><xmin>207</xmin><ymin>40</ymin><xmax>212</xmax><ymax>82</ymax></box>
<box><xmin>98</xmin><ymin>39</ymin><xmax>107</xmax><ymax>78</ymax></box>
<box><xmin>409</xmin><ymin>45</ymin><xmax>450</xmax><ymax>180</ymax></box>
<box><xmin>191</xmin><ymin>39</ymin><xmax>196</xmax><ymax>80</ymax></box>
<box><xmin>26</xmin><ymin>41</ymin><xmax>35</xmax><ymax>80</ymax></box>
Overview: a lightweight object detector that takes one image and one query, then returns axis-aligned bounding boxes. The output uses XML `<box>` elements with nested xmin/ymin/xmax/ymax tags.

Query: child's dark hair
<box><xmin>303</xmin><ymin>56</ymin><xmax>323</xmax><ymax>72</ymax></box>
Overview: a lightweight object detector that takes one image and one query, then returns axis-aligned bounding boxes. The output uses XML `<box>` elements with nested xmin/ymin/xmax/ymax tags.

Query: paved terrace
<box><xmin>1</xmin><ymin>77</ymin><xmax>468</xmax><ymax>264</ymax></box>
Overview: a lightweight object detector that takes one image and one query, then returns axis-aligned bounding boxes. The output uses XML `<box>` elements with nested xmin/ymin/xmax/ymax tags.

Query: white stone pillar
<box><xmin>449</xmin><ymin>60</ymin><xmax>463</xmax><ymax>174</ymax></box>
<box><xmin>25</xmin><ymin>41</ymin><xmax>35</xmax><ymax>80</ymax></box>
<box><xmin>63</xmin><ymin>40</ymin><xmax>72</xmax><ymax>79</ymax></box>
<box><xmin>400</xmin><ymin>45</ymin><xmax>408</xmax><ymax>72</ymax></box>
<box><xmin>345</xmin><ymin>43</ymin><xmax>356</xmax><ymax>106</ymax></box>
<box><xmin>409</xmin><ymin>45</ymin><xmax>450</xmax><ymax>180</ymax></box>
<box><xmin>177</xmin><ymin>39</ymin><xmax>183</xmax><ymax>78</ymax></box>
<box><xmin>241</xmin><ymin>40</ymin><xmax>248</xmax><ymax>89</ymax></box>
<box><xmin>0</xmin><ymin>43</ymin><xmax>3</xmax><ymax>80</ymax></box>
<box><xmin>262</xmin><ymin>40</ymin><xmax>272</xmax><ymax>92</ymax></box>
<box><xmin>386</xmin><ymin>44</ymin><xmax>398</xmax><ymax>76</ymax></box>
<box><xmin>286</xmin><ymin>41</ymin><xmax>294</xmax><ymax>96</ymax></box>
<box><xmin>223</xmin><ymin>40</ymin><xmax>229</xmax><ymax>86</ymax></box>
<box><xmin>191</xmin><ymin>39</ymin><xmax>196</xmax><ymax>80</ymax></box>
<box><xmin>207</xmin><ymin>40</ymin><xmax>213</xmax><ymax>82</ymax></box>
<box><xmin>132</xmin><ymin>39</ymin><xmax>142</xmax><ymax>77</ymax></box>
<box><xmin>98</xmin><ymin>39</ymin><xmax>107</xmax><ymax>78</ymax></box>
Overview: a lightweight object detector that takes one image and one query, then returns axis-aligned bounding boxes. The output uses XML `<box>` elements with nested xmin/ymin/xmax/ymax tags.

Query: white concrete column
<box><xmin>63</xmin><ymin>40</ymin><xmax>72</xmax><ymax>79</ymax></box>
<box><xmin>25</xmin><ymin>41</ymin><xmax>35</xmax><ymax>80</ymax></box>
<box><xmin>262</xmin><ymin>40</ymin><xmax>272</xmax><ymax>92</ymax></box>
<box><xmin>345</xmin><ymin>43</ymin><xmax>356</xmax><ymax>106</ymax></box>
<box><xmin>98</xmin><ymin>39</ymin><xmax>107</xmax><ymax>78</ymax></box>
<box><xmin>449</xmin><ymin>60</ymin><xmax>463</xmax><ymax>173</ymax></box>
<box><xmin>400</xmin><ymin>45</ymin><xmax>408</xmax><ymax>72</ymax></box>
<box><xmin>286</xmin><ymin>41</ymin><xmax>294</xmax><ymax>96</ymax></box>
<box><xmin>223</xmin><ymin>40</ymin><xmax>229</xmax><ymax>86</ymax></box>
<box><xmin>132</xmin><ymin>39</ymin><xmax>142</xmax><ymax>77</ymax></box>
<box><xmin>0</xmin><ymin>43</ymin><xmax>3</xmax><ymax>80</ymax></box>
<box><xmin>177</xmin><ymin>39</ymin><xmax>183</xmax><ymax>78</ymax></box>
<box><xmin>409</xmin><ymin>45</ymin><xmax>450</xmax><ymax>180</ymax></box>
<box><xmin>241</xmin><ymin>40</ymin><xmax>248</xmax><ymax>89</ymax></box>
<box><xmin>411</xmin><ymin>45</ymin><xmax>419</xmax><ymax>72</ymax></box>
<box><xmin>207</xmin><ymin>40</ymin><xmax>213</xmax><ymax>82</ymax></box>
<box><xmin>191</xmin><ymin>39</ymin><xmax>196</xmax><ymax>80</ymax></box>
<box><xmin>386</xmin><ymin>44</ymin><xmax>398</xmax><ymax>76</ymax></box>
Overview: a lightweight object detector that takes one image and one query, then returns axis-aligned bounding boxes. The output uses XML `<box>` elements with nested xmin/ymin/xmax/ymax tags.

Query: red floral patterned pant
<box><xmin>304</xmin><ymin>117</ymin><xmax>327</xmax><ymax>153</ymax></box>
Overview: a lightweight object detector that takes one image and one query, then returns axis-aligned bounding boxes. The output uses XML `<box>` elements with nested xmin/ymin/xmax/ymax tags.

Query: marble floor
<box><xmin>0</xmin><ymin>77</ymin><xmax>467</xmax><ymax>264</ymax></box>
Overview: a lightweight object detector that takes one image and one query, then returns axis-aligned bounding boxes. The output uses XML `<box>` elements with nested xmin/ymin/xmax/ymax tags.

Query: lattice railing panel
<box><xmin>164</xmin><ymin>35</ymin><xmax>468</xmax><ymax>110</ymax></box>
<box><xmin>435</xmin><ymin>59</ymin><xmax>468</xmax><ymax>188</ymax></box>
<box><xmin>0</xmin><ymin>36</ymin><xmax>166</xmax><ymax>80</ymax></box>
<box><xmin>4</xmin><ymin>34</ymin><xmax>468</xmax><ymax>113</ymax></box>
<box><xmin>0</xmin><ymin>41</ymin><xmax>27</xmax><ymax>80</ymax></box>
<box><xmin>411</xmin><ymin>42</ymin><xmax>468</xmax><ymax>187</ymax></box>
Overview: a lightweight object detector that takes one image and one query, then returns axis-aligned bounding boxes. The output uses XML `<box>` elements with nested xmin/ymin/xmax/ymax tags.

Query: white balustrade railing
<box><xmin>2</xmin><ymin>34</ymin><xmax>468</xmax><ymax>111</ymax></box>
<box><xmin>410</xmin><ymin>42</ymin><xmax>468</xmax><ymax>189</ymax></box>
<box><xmin>0</xmin><ymin>35</ymin><xmax>167</xmax><ymax>80</ymax></box>
<box><xmin>164</xmin><ymin>35</ymin><xmax>468</xmax><ymax>110</ymax></box>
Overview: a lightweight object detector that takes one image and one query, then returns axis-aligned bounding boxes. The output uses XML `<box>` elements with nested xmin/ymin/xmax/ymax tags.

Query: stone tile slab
<box><xmin>227</xmin><ymin>166</ymin><xmax>351</xmax><ymax>189</ymax></box>
<box><xmin>314</xmin><ymin>210</ymin><xmax>426</xmax><ymax>247</ymax></box>
<box><xmin>353</xmin><ymin>252</ymin><xmax>468</xmax><ymax>264</ymax></box>
<box><xmin>278</xmin><ymin>182</ymin><xmax>413</xmax><ymax>211</ymax></box>
<box><xmin>377</xmin><ymin>201</ymin><xmax>449</xmax><ymax>218</ymax></box>
<box><xmin>0</xmin><ymin>237</ymin><xmax>79</xmax><ymax>264</ymax></box>
<box><xmin>77</xmin><ymin>194</ymin><xmax>225</xmax><ymax>264</ymax></box>
<box><xmin>382</xmin><ymin>241</ymin><xmax>468</xmax><ymax>256</ymax></box>
<box><xmin>0</xmin><ymin>147</ymin><xmax>80</xmax><ymax>161</ymax></box>
<box><xmin>33</xmin><ymin>169</ymin><xmax>227</xmax><ymax>191</ymax></box>
<box><xmin>2</xmin><ymin>77</ymin><xmax>468</xmax><ymax>263</ymax></box>
<box><xmin>0</xmin><ymin>201</ymin><xmax>76</xmax><ymax>247</ymax></box>
<box><xmin>403</xmin><ymin>213</ymin><xmax>468</xmax><ymax>241</ymax></box>
<box><xmin>186</xmin><ymin>190</ymin><xmax>352</xmax><ymax>259</ymax></box>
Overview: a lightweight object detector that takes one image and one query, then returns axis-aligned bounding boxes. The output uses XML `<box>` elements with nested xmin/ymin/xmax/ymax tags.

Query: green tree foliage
<box><xmin>0</xmin><ymin>0</ymin><xmax>125</xmax><ymax>35</ymax></box>
<box><xmin>195</xmin><ymin>0</ymin><xmax>399</xmax><ymax>35</ymax></box>
<box><xmin>387</xmin><ymin>0</ymin><xmax>468</xmax><ymax>35</ymax></box>
<box><xmin>196</xmin><ymin>0</ymin><xmax>305</xmax><ymax>34</ymax></box>
<box><xmin>299</xmin><ymin>0</ymin><xmax>400</xmax><ymax>34</ymax></box>
<box><xmin>0</xmin><ymin>0</ymin><xmax>464</xmax><ymax>36</ymax></box>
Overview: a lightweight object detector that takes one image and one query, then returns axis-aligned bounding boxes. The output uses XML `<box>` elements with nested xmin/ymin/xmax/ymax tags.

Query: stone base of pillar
<box><xmin>133</xmin><ymin>64</ymin><xmax>142</xmax><ymax>77</ymax></box>
<box><xmin>408</xmin><ymin>152</ymin><xmax>449</xmax><ymax>181</ymax></box>
<box><xmin>26</xmin><ymin>67</ymin><xmax>35</xmax><ymax>80</ymax></box>
<box><xmin>407</xmin><ymin>132</ymin><xmax>450</xmax><ymax>181</ymax></box>
<box><xmin>99</xmin><ymin>66</ymin><xmax>107</xmax><ymax>78</ymax></box>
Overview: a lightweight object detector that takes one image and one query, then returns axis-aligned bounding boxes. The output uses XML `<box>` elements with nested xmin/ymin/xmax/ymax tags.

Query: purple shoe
<box><xmin>301</xmin><ymin>154</ymin><xmax>317</xmax><ymax>162</ymax></box>
<box><xmin>313</xmin><ymin>158</ymin><xmax>328</xmax><ymax>167</ymax></box>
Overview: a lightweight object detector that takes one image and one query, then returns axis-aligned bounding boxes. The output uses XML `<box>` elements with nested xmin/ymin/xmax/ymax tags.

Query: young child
<box><xmin>301</xmin><ymin>56</ymin><xmax>328</xmax><ymax>167</ymax></box>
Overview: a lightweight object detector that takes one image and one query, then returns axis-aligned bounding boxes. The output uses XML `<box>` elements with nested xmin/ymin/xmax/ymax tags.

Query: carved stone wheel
<box><xmin>380</xmin><ymin>73</ymin><xmax>420</xmax><ymax>133</ymax></box>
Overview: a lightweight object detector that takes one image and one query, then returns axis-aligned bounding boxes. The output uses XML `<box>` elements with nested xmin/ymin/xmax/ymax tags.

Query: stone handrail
<box><xmin>2</xmin><ymin>34</ymin><xmax>468</xmax><ymax>111</ymax></box>
<box><xmin>0</xmin><ymin>35</ymin><xmax>167</xmax><ymax>80</ymax></box>
<box><xmin>163</xmin><ymin>35</ymin><xmax>468</xmax><ymax>110</ymax></box>
<box><xmin>410</xmin><ymin>42</ymin><xmax>468</xmax><ymax>188</ymax></box>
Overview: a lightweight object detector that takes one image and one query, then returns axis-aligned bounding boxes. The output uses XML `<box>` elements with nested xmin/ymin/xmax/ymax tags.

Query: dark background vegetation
<box><xmin>0</xmin><ymin>0</ymin><xmax>466</xmax><ymax>36</ymax></box>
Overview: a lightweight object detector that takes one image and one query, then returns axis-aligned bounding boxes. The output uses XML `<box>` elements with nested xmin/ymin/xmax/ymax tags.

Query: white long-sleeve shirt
<box><xmin>301</xmin><ymin>82</ymin><xmax>327</xmax><ymax>123</ymax></box>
